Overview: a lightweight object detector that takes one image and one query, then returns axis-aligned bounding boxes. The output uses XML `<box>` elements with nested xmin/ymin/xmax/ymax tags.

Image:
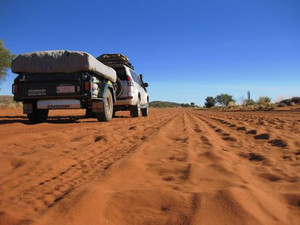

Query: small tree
<box><xmin>215</xmin><ymin>94</ymin><xmax>234</xmax><ymax>106</ymax></box>
<box><xmin>258</xmin><ymin>96</ymin><xmax>271</xmax><ymax>105</ymax></box>
<box><xmin>190</xmin><ymin>102</ymin><xmax>195</xmax><ymax>107</ymax></box>
<box><xmin>0</xmin><ymin>40</ymin><xmax>14</xmax><ymax>86</ymax></box>
<box><xmin>204</xmin><ymin>96</ymin><xmax>215</xmax><ymax>108</ymax></box>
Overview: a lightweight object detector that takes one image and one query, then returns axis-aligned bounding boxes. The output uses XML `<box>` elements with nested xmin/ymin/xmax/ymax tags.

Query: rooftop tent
<box><xmin>12</xmin><ymin>50</ymin><xmax>117</xmax><ymax>82</ymax></box>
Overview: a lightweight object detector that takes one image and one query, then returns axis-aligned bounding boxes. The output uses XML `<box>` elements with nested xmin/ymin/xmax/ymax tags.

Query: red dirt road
<box><xmin>0</xmin><ymin>108</ymin><xmax>299</xmax><ymax>225</ymax></box>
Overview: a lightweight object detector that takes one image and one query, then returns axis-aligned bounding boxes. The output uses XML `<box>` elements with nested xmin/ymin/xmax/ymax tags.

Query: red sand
<box><xmin>0</xmin><ymin>108</ymin><xmax>299</xmax><ymax>225</ymax></box>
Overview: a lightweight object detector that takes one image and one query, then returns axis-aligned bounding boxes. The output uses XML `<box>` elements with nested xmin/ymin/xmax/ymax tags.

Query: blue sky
<box><xmin>1</xmin><ymin>0</ymin><xmax>299</xmax><ymax>105</ymax></box>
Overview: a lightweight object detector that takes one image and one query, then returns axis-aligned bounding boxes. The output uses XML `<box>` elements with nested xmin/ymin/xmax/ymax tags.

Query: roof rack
<box><xmin>97</xmin><ymin>53</ymin><xmax>134</xmax><ymax>70</ymax></box>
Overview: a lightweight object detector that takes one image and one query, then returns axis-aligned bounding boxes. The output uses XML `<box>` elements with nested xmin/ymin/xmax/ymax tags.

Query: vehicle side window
<box><xmin>130</xmin><ymin>70</ymin><xmax>142</xmax><ymax>86</ymax></box>
<box><xmin>135</xmin><ymin>74</ymin><xmax>142</xmax><ymax>86</ymax></box>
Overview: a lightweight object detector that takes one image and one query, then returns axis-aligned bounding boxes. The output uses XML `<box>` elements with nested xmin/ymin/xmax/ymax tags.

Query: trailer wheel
<box><xmin>27</xmin><ymin>107</ymin><xmax>49</xmax><ymax>124</ymax></box>
<box><xmin>96</xmin><ymin>90</ymin><xmax>113</xmax><ymax>122</ymax></box>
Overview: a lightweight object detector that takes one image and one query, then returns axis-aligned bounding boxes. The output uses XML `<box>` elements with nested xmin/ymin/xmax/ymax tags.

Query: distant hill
<box><xmin>149</xmin><ymin>101</ymin><xmax>181</xmax><ymax>108</ymax></box>
<box><xmin>0</xmin><ymin>96</ymin><xmax>185</xmax><ymax>109</ymax></box>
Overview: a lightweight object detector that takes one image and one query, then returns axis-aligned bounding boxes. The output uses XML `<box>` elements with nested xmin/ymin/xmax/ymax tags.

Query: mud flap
<box><xmin>92</xmin><ymin>82</ymin><xmax>108</xmax><ymax>113</ymax></box>
<box><xmin>92</xmin><ymin>81</ymin><xmax>116</xmax><ymax>113</ymax></box>
<box><xmin>92</xmin><ymin>101</ymin><xmax>104</xmax><ymax>113</ymax></box>
<box><xmin>23</xmin><ymin>103</ymin><xmax>33</xmax><ymax>114</ymax></box>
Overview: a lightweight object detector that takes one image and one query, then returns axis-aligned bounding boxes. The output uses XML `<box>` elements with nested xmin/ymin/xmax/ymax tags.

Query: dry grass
<box><xmin>0</xmin><ymin>95</ymin><xmax>22</xmax><ymax>108</ymax></box>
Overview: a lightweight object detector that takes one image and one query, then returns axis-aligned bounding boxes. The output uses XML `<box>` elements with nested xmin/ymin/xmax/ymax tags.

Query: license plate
<box><xmin>56</xmin><ymin>85</ymin><xmax>75</xmax><ymax>93</ymax></box>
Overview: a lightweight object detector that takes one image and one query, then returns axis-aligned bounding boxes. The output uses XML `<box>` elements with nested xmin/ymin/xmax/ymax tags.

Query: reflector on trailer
<box><xmin>84</xmin><ymin>81</ymin><xmax>90</xmax><ymax>91</ymax></box>
<box><xmin>12</xmin><ymin>84</ymin><xmax>18</xmax><ymax>94</ymax></box>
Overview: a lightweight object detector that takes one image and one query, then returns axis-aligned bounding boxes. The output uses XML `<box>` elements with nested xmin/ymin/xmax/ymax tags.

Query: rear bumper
<box><xmin>23</xmin><ymin>98</ymin><xmax>105</xmax><ymax>114</ymax></box>
<box><xmin>37</xmin><ymin>99</ymin><xmax>81</xmax><ymax>109</ymax></box>
<box><xmin>114</xmin><ymin>98</ymin><xmax>136</xmax><ymax>106</ymax></box>
<box><xmin>14</xmin><ymin>93</ymin><xmax>87</xmax><ymax>101</ymax></box>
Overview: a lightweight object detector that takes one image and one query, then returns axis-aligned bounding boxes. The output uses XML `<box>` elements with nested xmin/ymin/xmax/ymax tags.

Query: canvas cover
<box><xmin>11</xmin><ymin>50</ymin><xmax>117</xmax><ymax>82</ymax></box>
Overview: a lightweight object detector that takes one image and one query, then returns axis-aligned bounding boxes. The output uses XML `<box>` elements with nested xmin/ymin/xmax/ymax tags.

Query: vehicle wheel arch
<box><xmin>108</xmin><ymin>86</ymin><xmax>116</xmax><ymax>103</ymax></box>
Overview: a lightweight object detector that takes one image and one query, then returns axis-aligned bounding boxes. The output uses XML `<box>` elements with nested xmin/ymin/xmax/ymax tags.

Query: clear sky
<box><xmin>0</xmin><ymin>0</ymin><xmax>299</xmax><ymax>105</ymax></box>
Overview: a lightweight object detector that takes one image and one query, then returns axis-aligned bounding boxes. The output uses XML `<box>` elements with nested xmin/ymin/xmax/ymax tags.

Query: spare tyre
<box><xmin>115</xmin><ymin>77</ymin><xmax>123</xmax><ymax>98</ymax></box>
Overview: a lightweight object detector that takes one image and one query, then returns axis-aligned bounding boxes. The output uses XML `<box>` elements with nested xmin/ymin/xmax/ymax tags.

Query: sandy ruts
<box><xmin>0</xmin><ymin>108</ymin><xmax>299</xmax><ymax>225</ymax></box>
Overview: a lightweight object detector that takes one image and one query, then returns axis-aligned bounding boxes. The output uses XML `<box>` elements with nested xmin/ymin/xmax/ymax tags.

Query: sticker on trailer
<box><xmin>56</xmin><ymin>85</ymin><xmax>75</xmax><ymax>93</ymax></box>
<box><xmin>37</xmin><ymin>99</ymin><xmax>81</xmax><ymax>109</ymax></box>
<box><xmin>28</xmin><ymin>89</ymin><xmax>46</xmax><ymax>96</ymax></box>
<box><xmin>47</xmin><ymin>105</ymin><xmax>71</xmax><ymax>109</ymax></box>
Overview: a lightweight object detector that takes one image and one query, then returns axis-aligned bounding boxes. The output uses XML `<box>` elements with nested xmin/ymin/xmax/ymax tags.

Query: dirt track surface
<box><xmin>0</xmin><ymin>108</ymin><xmax>299</xmax><ymax>225</ymax></box>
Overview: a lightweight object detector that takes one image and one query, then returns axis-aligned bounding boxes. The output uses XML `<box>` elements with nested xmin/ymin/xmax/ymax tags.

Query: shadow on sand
<box><xmin>0</xmin><ymin>114</ymin><xmax>130</xmax><ymax>125</ymax></box>
<box><xmin>0</xmin><ymin>115</ymin><xmax>86</xmax><ymax>125</ymax></box>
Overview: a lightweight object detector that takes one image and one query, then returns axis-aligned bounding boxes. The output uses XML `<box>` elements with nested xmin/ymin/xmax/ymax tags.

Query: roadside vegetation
<box><xmin>0</xmin><ymin>95</ymin><xmax>22</xmax><ymax>108</ymax></box>
<box><xmin>203</xmin><ymin>91</ymin><xmax>300</xmax><ymax>111</ymax></box>
<box><xmin>149</xmin><ymin>94</ymin><xmax>299</xmax><ymax>110</ymax></box>
<box><xmin>149</xmin><ymin>101</ymin><xmax>181</xmax><ymax>108</ymax></box>
<box><xmin>0</xmin><ymin>39</ymin><xmax>15</xmax><ymax>88</ymax></box>
<box><xmin>149</xmin><ymin>101</ymin><xmax>197</xmax><ymax>108</ymax></box>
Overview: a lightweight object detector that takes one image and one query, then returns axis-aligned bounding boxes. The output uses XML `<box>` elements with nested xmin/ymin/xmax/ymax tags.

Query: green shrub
<box><xmin>280</xmin><ymin>99</ymin><xmax>291</xmax><ymax>105</ymax></box>
<box><xmin>244</xmin><ymin>99</ymin><xmax>256</xmax><ymax>105</ymax></box>
<box><xmin>258</xmin><ymin>96</ymin><xmax>271</xmax><ymax>105</ymax></box>
<box><xmin>291</xmin><ymin>97</ymin><xmax>300</xmax><ymax>104</ymax></box>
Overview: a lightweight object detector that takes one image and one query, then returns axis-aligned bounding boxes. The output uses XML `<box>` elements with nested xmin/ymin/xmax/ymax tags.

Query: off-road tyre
<box><xmin>115</xmin><ymin>77</ymin><xmax>123</xmax><ymax>98</ymax></box>
<box><xmin>112</xmin><ymin>110</ymin><xmax>117</xmax><ymax>118</ymax></box>
<box><xmin>130</xmin><ymin>99</ymin><xmax>141</xmax><ymax>117</ymax></box>
<box><xmin>27</xmin><ymin>108</ymin><xmax>49</xmax><ymax>124</ymax></box>
<box><xmin>141</xmin><ymin>106</ymin><xmax>148</xmax><ymax>117</ymax></box>
<box><xmin>96</xmin><ymin>90</ymin><xmax>113</xmax><ymax>122</ymax></box>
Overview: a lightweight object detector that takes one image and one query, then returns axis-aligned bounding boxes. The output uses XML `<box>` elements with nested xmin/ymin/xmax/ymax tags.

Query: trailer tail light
<box><xmin>12</xmin><ymin>84</ymin><xmax>18</xmax><ymax>94</ymax></box>
<box><xmin>127</xmin><ymin>75</ymin><xmax>133</xmax><ymax>86</ymax></box>
<box><xmin>84</xmin><ymin>81</ymin><xmax>90</xmax><ymax>91</ymax></box>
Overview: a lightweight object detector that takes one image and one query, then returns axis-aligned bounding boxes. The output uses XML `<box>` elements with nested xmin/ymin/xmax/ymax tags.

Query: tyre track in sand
<box><xmin>79</xmin><ymin>109</ymin><xmax>300</xmax><ymax>225</ymax></box>
<box><xmin>0</xmin><ymin>108</ymin><xmax>300</xmax><ymax>225</ymax></box>
<box><xmin>0</xmin><ymin>109</ymin><xmax>178</xmax><ymax>220</ymax></box>
<box><xmin>89</xmin><ymin>110</ymin><xmax>264</xmax><ymax>225</ymax></box>
<box><xmin>191</xmin><ymin>110</ymin><xmax>300</xmax><ymax>182</ymax></box>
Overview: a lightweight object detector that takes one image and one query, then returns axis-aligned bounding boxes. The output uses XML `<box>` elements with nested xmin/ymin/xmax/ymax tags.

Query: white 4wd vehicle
<box><xmin>97</xmin><ymin>54</ymin><xmax>149</xmax><ymax>117</ymax></box>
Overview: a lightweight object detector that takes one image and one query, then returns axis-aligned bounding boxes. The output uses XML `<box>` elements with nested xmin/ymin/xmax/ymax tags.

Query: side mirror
<box><xmin>143</xmin><ymin>82</ymin><xmax>148</xmax><ymax>88</ymax></box>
